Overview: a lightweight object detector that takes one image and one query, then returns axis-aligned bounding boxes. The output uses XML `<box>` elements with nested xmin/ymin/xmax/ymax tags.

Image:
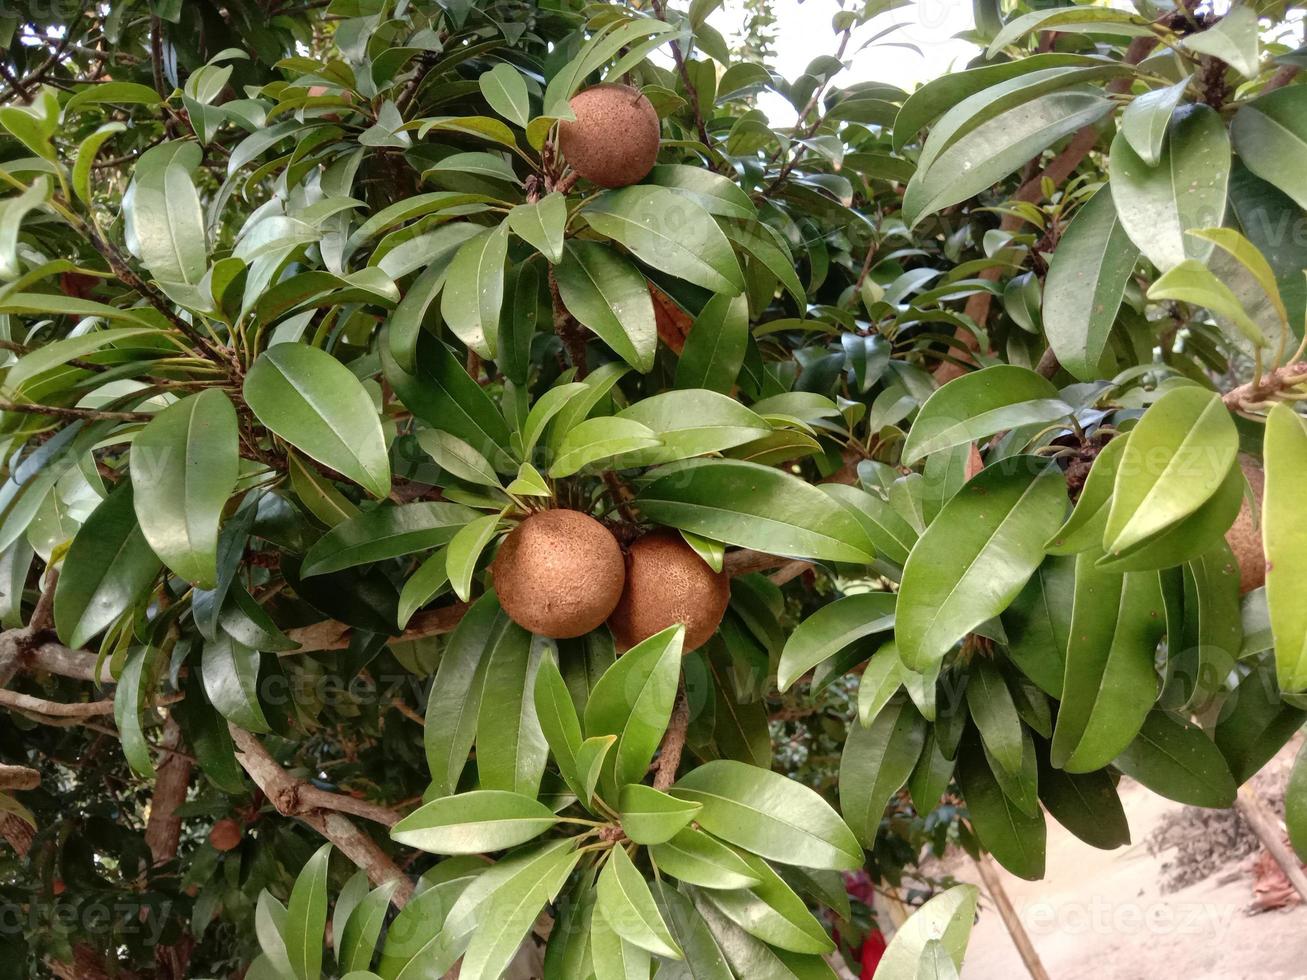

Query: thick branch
<box><xmin>230</xmin><ymin>725</ymin><xmax>414</xmax><ymax>903</ymax></box>
<box><xmin>144</xmin><ymin>716</ymin><xmax>192</xmax><ymax>866</ymax></box>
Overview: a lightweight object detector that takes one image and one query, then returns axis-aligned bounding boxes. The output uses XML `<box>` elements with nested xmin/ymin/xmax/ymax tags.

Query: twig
<box><xmin>0</xmin><ymin>687</ymin><xmax>182</xmax><ymax>719</ymax></box>
<box><xmin>0</xmin><ymin>399</ymin><xmax>152</xmax><ymax>422</ymax></box>
<box><xmin>649</xmin><ymin>0</ymin><xmax>713</xmax><ymax>150</ymax></box>
<box><xmin>653</xmin><ymin>681</ymin><xmax>689</xmax><ymax>790</ymax></box>
<box><xmin>229</xmin><ymin>725</ymin><xmax>414</xmax><ymax>903</ymax></box>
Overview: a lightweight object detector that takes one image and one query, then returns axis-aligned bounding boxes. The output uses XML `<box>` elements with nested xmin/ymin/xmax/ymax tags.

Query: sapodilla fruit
<box><xmin>209</xmin><ymin>819</ymin><xmax>242</xmax><ymax>852</ymax></box>
<box><xmin>1226</xmin><ymin>455</ymin><xmax>1265</xmax><ymax>594</ymax></box>
<box><xmin>491</xmin><ymin>509</ymin><xmax>625</xmax><ymax>638</ymax></box>
<box><xmin>608</xmin><ymin>531</ymin><xmax>730</xmax><ymax>653</ymax></box>
<box><xmin>558</xmin><ymin>83</ymin><xmax>660</xmax><ymax>188</ymax></box>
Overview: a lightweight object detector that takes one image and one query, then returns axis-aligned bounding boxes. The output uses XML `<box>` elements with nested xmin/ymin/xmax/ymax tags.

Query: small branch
<box><xmin>653</xmin><ymin>681</ymin><xmax>689</xmax><ymax>791</ymax></box>
<box><xmin>144</xmin><ymin>716</ymin><xmax>191</xmax><ymax>866</ymax></box>
<box><xmin>0</xmin><ymin>687</ymin><xmax>182</xmax><ymax>719</ymax></box>
<box><xmin>0</xmin><ymin>763</ymin><xmax>39</xmax><ymax>791</ymax></box>
<box><xmin>1234</xmin><ymin>785</ymin><xmax>1307</xmax><ymax>906</ymax></box>
<box><xmin>0</xmin><ymin>399</ymin><xmax>152</xmax><ymax>422</ymax></box>
<box><xmin>1223</xmin><ymin>362</ymin><xmax>1307</xmax><ymax>411</ymax></box>
<box><xmin>649</xmin><ymin>0</ymin><xmax>713</xmax><ymax>150</ymax></box>
<box><xmin>230</xmin><ymin>725</ymin><xmax>414</xmax><ymax>904</ymax></box>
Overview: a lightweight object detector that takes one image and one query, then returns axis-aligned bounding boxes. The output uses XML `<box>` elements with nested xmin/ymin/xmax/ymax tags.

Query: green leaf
<box><xmin>583</xmin><ymin>624</ymin><xmax>683</xmax><ymax>797</ymax></box>
<box><xmin>114</xmin><ymin>647</ymin><xmax>156</xmax><ymax>778</ymax></box>
<box><xmin>696</xmin><ymin>851</ymin><xmax>834</xmax><ymax>955</ymax></box>
<box><xmin>778</xmin><ymin>592</ymin><xmax>895</xmax><ymax>692</ymax></box>
<box><xmin>554</xmin><ymin>241</ymin><xmax>657</xmax><ymax>373</ymax></box>
<box><xmin>675</xmin><ymin>292</ymin><xmax>749</xmax><ymax>395</ymax></box>
<box><xmin>1046</xmin><ymin>436</ymin><xmax>1128</xmax><ymax>557</ymax></box>
<box><xmin>1051</xmin><ymin>552</ymin><xmax>1166</xmax><ymax>772</ymax></box>
<box><xmin>417</xmin><ymin>429</ymin><xmax>503</xmax><ymax>489</ymax></box>
<box><xmin>3</xmin><ymin>325</ymin><xmax>168</xmax><ymax>396</ymax></box>
<box><xmin>903</xmin><ymin>90</ymin><xmax>1112</xmax><ymax>227</ymax></box>
<box><xmin>65</xmin><ymin>80</ymin><xmax>163</xmax><ymax>114</ymax></box>
<box><xmin>1113</xmin><ymin>709</ymin><xmax>1235</xmax><ymax>808</ymax></box>
<box><xmin>857</xmin><ymin>643</ymin><xmax>905</xmax><ymax>726</ymax></box>
<box><xmin>956</xmin><ymin>734</ymin><xmax>1045</xmax><ymax>880</ymax></box>
<box><xmin>672</xmin><ymin>760</ymin><xmax>862</xmax><ymax>871</ymax></box>
<box><xmin>616</xmin><ymin>390</ymin><xmax>772</xmax><ymax>466</ymax></box>
<box><xmin>475</xmin><ymin>619</ymin><xmax>547</xmax><ymax>796</ymax></box>
<box><xmin>244</xmin><ymin>343</ymin><xmax>391</xmax><ymax>499</ymax></box>
<box><xmin>966</xmin><ymin>662</ymin><xmax>1024</xmax><ymax>780</ymax></box>
<box><xmin>637</xmin><ymin>459</ymin><xmax>877</xmax><ymax>565</ymax></box>
<box><xmin>123</xmin><ymin>142</ymin><xmax>207</xmax><ymax>287</ymax></box>
<box><xmin>688</xmin><ymin>886</ymin><xmax>839</xmax><ymax>979</ymax></box>
<box><xmin>1264</xmin><ymin>403</ymin><xmax>1307</xmax><ymax>693</ymax></box>
<box><xmin>1215</xmin><ymin>665</ymin><xmax>1307</xmax><ymax>785</ymax></box>
<box><xmin>1037</xmin><ymin>748</ymin><xmax>1129</xmax><ymax>850</ymax></box>
<box><xmin>1120</xmin><ymin>76</ymin><xmax>1190</xmax><ymax>167</ymax></box>
<box><xmin>839</xmin><ymin>699</ymin><xmax>926</xmax><ymax>847</ymax></box>
<box><xmin>533</xmin><ymin>652</ymin><xmax>589</xmax><ymax>803</ymax></box>
<box><xmin>478</xmin><ymin>63</ymin><xmax>530</xmax><ymax>127</ymax></box>
<box><xmin>506</xmin><ymin>193</ymin><xmax>566</xmax><ymax>263</ymax></box>
<box><xmin>54</xmin><ymin>481</ymin><xmax>161</xmax><ymax>649</ymax></box>
<box><xmin>583</xmin><ymin>186</ymin><xmax>744</xmax><ymax>293</ymax></box>
<box><xmin>1182</xmin><ymin>6</ymin><xmax>1260</xmax><ymax>78</ymax></box>
<box><xmin>459</xmin><ymin>845</ymin><xmax>582</xmax><ymax>980</ymax></box>
<box><xmin>875</xmin><ymin>884</ymin><xmax>978</xmax><ymax>979</ymax></box>
<box><xmin>446</xmin><ymin>513</ymin><xmax>503</xmax><ymax>602</ymax></box>
<box><xmin>1190</xmin><ymin>225</ymin><xmax>1290</xmax><ymax>333</ymax></box>
<box><xmin>1108</xmin><ymin>105</ymin><xmax>1230</xmax><ymax>273</ymax></box>
<box><xmin>440</xmin><ymin>222</ymin><xmax>508</xmax><ymax>359</ymax></box>
<box><xmin>1288</xmin><ymin>742</ymin><xmax>1307</xmax><ymax>862</ymax></box>
<box><xmin>986</xmin><ymin>6</ymin><xmax>1152</xmax><ymax>58</ymax></box>
<box><xmin>900</xmin><ymin>366</ymin><xmax>1071</xmax><ymax>466</ymax></box>
<box><xmin>202</xmin><ymin>634</ymin><xmax>269</xmax><ymax>733</ymax></box>
<box><xmin>1103</xmin><ymin>386</ymin><xmax>1236</xmax><ymax>555</ymax></box>
<box><xmin>650</xmin><ymin>828</ymin><xmax>762</xmax><ymax>890</ymax></box>
<box><xmin>424</xmin><ymin>594</ymin><xmax>501</xmax><ymax>795</ymax></box>
<box><xmin>550</xmin><ymin>417</ymin><xmax>662</xmax><ymax>478</ymax></box>
<box><xmin>339</xmin><ymin>880</ymin><xmax>402</xmax><ymax>975</ymax></box>
<box><xmin>255</xmin><ymin>892</ymin><xmax>294</xmax><ymax>980</ymax></box>
<box><xmin>1043</xmin><ymin>187</ymin><xmax>1140</xmax><ymax>381</ymax></box>
<box><xmin>1148</xmin><ymin>259</ymin><xmax>1267</xmax><ymax>348</ymax></box>
<box><xmin>650</xmin><ymin>881</ymin><xmax>734</xmax><ymax>980</ymax></box>
<box><xmin>72</xmin><ymin>122</ymin><xmax>126</xmax><ymax>205</ymax></box>
<box><xmin>619</xmin><ymin>784</ymin><xmax>702</xmax><ymax>845</ymax></box>
<box><xmin>390</xmin><ymin>790</ymin><xmax>558</xmax><ymax>853</ymax></box>
<box><xmin>130</xmin><ymin>390</ymin><xmax>238</xmax><ymax>589</ymax></box>
<box><xmin>1232</xmin><ymin>88</ymin><xmax>1307</xmax><ymax>212</ymax></box>
<box><xmin>285</xmin><ymin>843</ymin><xmax>331</xmax><ymax>980</ymax></box>
<box><xmin>597</xmin><ymin>844</ymin><xmax>683</xmax><ymax>959</ymax></box>
<box><xmin>382</xmin><ymin>224</ymin><xmax>481</xmax><ymax>370</ymax></box>
<box><xmin>590</xmin><ymin>909</ymin><xmax>653</xmax><ymax>980</ymax></box>
<box><xmin>302</xmin><ymin>502</ymin><xmax>476</xmax><ymax>576</ymax></box>
<box><xmin>648</xmin><ymin>164</ymin><xmax>758</xmax><ymax>219</ymax></box>
<box><xmin>896</xmin><ymin>458</ymin><xmax>1067</xmax><ymax>673</ymax></box>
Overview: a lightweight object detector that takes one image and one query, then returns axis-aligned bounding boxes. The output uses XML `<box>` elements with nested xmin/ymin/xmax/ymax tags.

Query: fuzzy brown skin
<box><xmin>492</xmin><ymin>509</ymin><xmax>625</xmax><ymax>638</ymax></box>
<box><xmin>208</xmin><ymin>819</ymin><xmax>242</xmax><ymax>852</ymax></box>
<box><xmin>1227</xmin><ymin>455</ymin><xmax>1265</xmax><ymax>594</ymax></box>
<box><xmin>608</xmin><ymin>531</ymin><xmax>730</xmax><ymax>653</ymax></box>
<box><xmin>558</xmin><ymin>83</ymin><xmax>660</xmax><ymax>189</ymax></box>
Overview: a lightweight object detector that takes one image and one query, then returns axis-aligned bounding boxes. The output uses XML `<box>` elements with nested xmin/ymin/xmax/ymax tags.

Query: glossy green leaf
<box><xmin>553</xmin><ymin>241</ymin><xmax>657</xmax><ymax>373</ymax></box>
<box><xmin>987</xmin><ymin>6</ymin><xmax>1151</xmax><ymax>58</ymax></box>
<box><xmin>584</xmin><ymin>624</ymin><xmax>683</xmax><ymax>797</ymax></box>
<box><xmin>956</xmin><ymin>734</ymin><xmax>1045</xmax><ymax>880</ymax></box>
<box><xmin>650</xmin><ymin>881</ymin><xmax>734</xmax><ymax>980</ymax></box>
<box><xmin>398</xmin><ymin>550</ymin><xmax>451</xmax><ymax>629</ymax></box>
<box><xmin>128</xmin><ymin>391</ymin><xmax>237</xmax><ymax>588</ymax></box>
<box><xmin>339</xmin><ymin>880</ymin><xmax>402</xmax><ymax>974</ymax></box>
<box><xmin>901</xmin><ymin>365</ymin><xmax>1070</xmax><ymax>466</ymax></box>
<box><xmin>839</xmin><ymin>699</ymin><xmax>925</xmax><ymax>847</ymax></box>
<box><xmin>1264</xmin><ymin>403</ymin><xmax>1307</xmax><ymax>692</ymax></box>
<box><xmin>1288</xmin><ymin>742</ymin><xmax>1307</xmax><ymax>862</ymax></box>
<box><xmin>583</xmin><ymin>186</ymin><xmax>743</xmax><ymax>293</ymax></box>
<box><xmin>896</xmin><ymin>458</ymin><xmax>1067</xmax><ymax>672</ymax></box>
<box><xmin>619</xmin><ymin>784</ymin><xmax>702</xmax><ymax>845</ymax></box>
<box><xmin>857</xmin><ymin>642</ymin><xmax>905</xmax><ymax>726</ymax></box>
<box><xmin>479</xmin><ymin>63</ymin><xmax>530</xmax><ymax>127</ymax></box>
<box><xmin>597</xmin><ymin>845</ymin><xmax>682</xmax><ymax>959</ymax></box>
<box><xmin>875</xmin><ymin>884</ymin><xmax>978</xmax><ymax>979</ymax></box>
<box><xmin>440</xmin><ymin>222</ymin><xmax>508</xmax><ymax>359</ymax></box>
<box><xmin>446</xmin><ymin>513</ymin><xmax>503</xmax><ymax>602</ymax></box>
<box><xmin>637</xmin><ymin>459</ymin><xmax>877</xmax><ymax>565</ymax></box>
<box><xmin>672</xmin><ymin>760</ymin><xmax>862</xmax><ymax>871</ymax></box>
<box><xmin>533</xmin><ymin>652</ymin><xmax>588</xmax><ymax>803</ymax></box>
<box><xmin>1103</xmin><ymin>386</ymin><xmax>1236</xmax><ymax>555</ymax></box>
<box><xmin>390</xmin><ymin>790</ymin><xmax>558</xmax><ymax>853</ymax></box>
<box><xmin>779</xmin><ymin>592</ymin><xmax>895</xmax><ymax>692</ymax></box>
<box><xmin>676</xmin><ymin>292</ymin><xmax>749</xmax><ymax>395</ymax></box>
<box><xmin>1113</xmin><ymin>709</ymin><xmax>1235</xmax><ymax>808</ymax></box>
<box><xmin>590</xmin><ymin>909</ymin><xmax>652</xmax><ymax>980</ymax></box>
<box><xmin>1043</xmin><ymin>188</ymin><xmax>1139</xmax><ymax>380</ymax></box>
<box><xmin>1182</xmin><ymin>6</ymin><xmax>1259</xmax><ymax>78</ymax></box>
<box><xmin>417</xmin><ymin>429</ymin><xmax>503</xmax><ymax>488</ymax></box>
<box><xmin>244</xmin><ymin>343</ymin><xmax>391</xmax><ymax>499</ymax></box>
<box><xmin>507</xmin><ymin>193</ymin><xmax>566</xmax><ymax>263</ymax></box>
<box><xmin>1108</xmin><ymin>105</ymin><xmax>1230</xmax><ymax>272</ymax></box>
<box><xmin>54</xmin><ymin>482</ymin><xmax>161</xmax><ymax>649</ymax></box>
<box><xmin>123</xmin><ymin>141</ymin><xmax>207</xmax><ymax>287</ymax></box>
<box><xmin>1120</xmin><ymin>76</ymin><xmax>1190</xmax><ymax>167</ymax></box>
<box><xmin>1214</xmin><ymin>666</ymin><xmax>1307</xmax><ymax>784</ymax></box>
<box><xmin>285</xmin><ymin>843</ymin><xmax>331</xmax><ymax>980</ymax></box>
<box><xmin>1037</xmin><ymin>748</ymin><xmax>1129</xmax><ymax>850</ymax></box>
<box><xmin>1232</xmin><ymin>87</ymin><xmax>1307</xmax><ymax>212</ymax></box>
<box><xmin>550</xmin><ymin>417</ymin><xmax>661</xmax><ymax>478</ymax></box>
<box><xmin>966</xmin><ymin>661</ymin><xmax>1024</xmax><ymax>780</ymax></box>
<box><xmin>1051</xmin><ymin>551</ymin><xmax>1166</xmax><ymax>772</ymax></box>
<box><xmin>1149</xmin><ymin>259</ymin><xmax>1267</xmax><ymax>348</ymax></box>
<box><xmin>616</xmin><ymin>389</ymin><xmax>772</xmax><ymax>466</ymax></box>
<box><xmin>650</xmin><ymin>827</ymin><xmax>762</xmax><ymax>890</ymax></box>
<box><xmin>696</xmin><ymin>851</ymin><xmax>833</xmax><ymax>955</ymax></box>
<box><xmin>302</xmin><ymin>502</ymin><xmax>477</xmax><ymax>576</ymax></box>
<box><xmin>424</xmin><ymin>594</ymin><xmax>501</xmax><ymax>796</ymax></box>
<box><xmin>113</xmin><ymin>647</ymin><xmax>155</xmax><ymax>778</ymax></box>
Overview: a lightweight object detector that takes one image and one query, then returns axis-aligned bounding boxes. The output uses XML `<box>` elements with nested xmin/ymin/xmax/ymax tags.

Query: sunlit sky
<box><xmin>708</xmin><ymin>0</ymin><xmax>980</xmax><ymax>125</ymax></box>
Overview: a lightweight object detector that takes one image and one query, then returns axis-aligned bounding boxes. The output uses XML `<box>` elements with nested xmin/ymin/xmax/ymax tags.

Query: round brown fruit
<box><xmin>491</xmin><ymin>509</ymin><xmax>625</xmax><ymax>638</ymax></box>
<box><xmin>209</xmin><ymin>819</ymin><xmax>242</xmax><ymax>852</ymax></box>
<box><xmin>558</xmin><ymin>83</ymin><xmax>660</xmax><ymax>189</ymax></box>
<box><xmin>608</xmin><ymin>531</ymin><xmax>730</xmax><ymax>653</ymax></box>
<box><xmin>1226</xmin><ymin>454</ymin><xmax>1265</xmax><ymax>594</ymax></box>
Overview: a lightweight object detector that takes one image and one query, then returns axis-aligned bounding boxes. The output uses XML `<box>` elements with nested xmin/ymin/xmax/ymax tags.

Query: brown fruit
<box><xmin>608</xmin><ymin>531</ymin><xmax>730</xmax><ymax>653</ymax></box>
<box><xmin>209</xmin><ymin>819</ymin><xmax>242</xmax><ymax>852</ymax></box>
<box><xmin>491</xmin><ymin>509</ymin><xmax>625</xmax><ymax>638</ymax></box>
<box><xmin>558</xmin><ymin>84</ymin><xmax>660</xmax><ymax>188</ymax></box>
<box><xmin>1226</xmin><ymin>454</ymin><xmax>1265</xmax><ymax>594</ymax></box>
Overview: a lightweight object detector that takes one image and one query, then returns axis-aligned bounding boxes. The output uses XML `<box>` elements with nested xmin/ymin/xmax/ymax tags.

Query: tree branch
<box><xmin>0</xmin><ymin>763</ymin><xmax>39</xmax><ymax>791</ymax></box>
<box><xmin>229</xmin><ymin>725</ymin><xmax>414</xmax><ymax>904</ymax></box>
<box><xmin>1223</xmin><ymin>362</ymin><xmax>1307</xmax><ymax>411</ymax></box>
<box><xmin>653</xmin><ymin>681</ymin><xmax>689</xmax><ymax>791</ymax></box>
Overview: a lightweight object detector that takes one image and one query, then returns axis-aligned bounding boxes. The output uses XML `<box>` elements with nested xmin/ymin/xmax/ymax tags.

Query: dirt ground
<box><xmin>941</xmin><ymin>741</ymin><xmax>1307</xmax><ymax>980</ymax></box>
